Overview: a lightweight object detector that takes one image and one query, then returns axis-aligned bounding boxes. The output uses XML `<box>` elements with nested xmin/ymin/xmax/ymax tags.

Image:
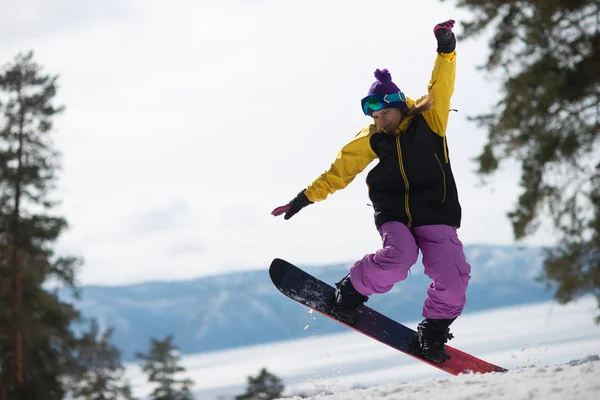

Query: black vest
<box><xmin>366</xmin><ymin>115</ymin><xmax>462</xmax><ymax>229</ymax></box>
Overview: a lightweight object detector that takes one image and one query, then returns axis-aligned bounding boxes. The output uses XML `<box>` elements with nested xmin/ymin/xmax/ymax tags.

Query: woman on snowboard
<box><xmin>271</xmin><ymin>19</ymin><xmax>470</xmax><ymax>364</ymax></box>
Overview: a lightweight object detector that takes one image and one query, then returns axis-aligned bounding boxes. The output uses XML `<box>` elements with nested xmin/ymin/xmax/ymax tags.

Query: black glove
<box><xmin>434</xmin><ymin>19</ymin><xmax>456</xmax><ymax>53</ymax></box>
<box><xmin>271</xmin><ymin>190</ymin><xmax>314</xmax><ymax>220</ymax></box>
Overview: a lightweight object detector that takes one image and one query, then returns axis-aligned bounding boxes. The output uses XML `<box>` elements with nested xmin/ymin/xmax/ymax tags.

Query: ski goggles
<box><xmin>361</xmin><ymin>91</ymin><xmax>407</xmax><ymax>116</ymax></box>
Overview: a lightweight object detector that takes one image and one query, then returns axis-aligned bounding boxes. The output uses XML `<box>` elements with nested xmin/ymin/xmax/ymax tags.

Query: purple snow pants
<box><xmin>349</xmin><ymin>221</ymin><xmax>471</xmax><ymax>319</ymax></box>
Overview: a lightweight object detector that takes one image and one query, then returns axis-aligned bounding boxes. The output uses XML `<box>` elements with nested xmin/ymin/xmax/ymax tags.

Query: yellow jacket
<box><xmin>304</xmin><ymin>51</ymin><xmax>460</xmax><ymax>228</ymax></box>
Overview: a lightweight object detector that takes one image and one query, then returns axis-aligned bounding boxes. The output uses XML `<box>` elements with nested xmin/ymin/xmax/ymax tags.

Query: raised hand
<box><xmin>433</xmin><ymin>19</ymin><xmax>456</xmax><ymax>53</ymax></box>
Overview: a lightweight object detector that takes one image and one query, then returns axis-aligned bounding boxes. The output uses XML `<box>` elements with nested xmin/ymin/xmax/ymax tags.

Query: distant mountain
<box><xmin>58</xmin><ymin>244</ymin><xmax>553</xmax><ymax>361</ymax></box>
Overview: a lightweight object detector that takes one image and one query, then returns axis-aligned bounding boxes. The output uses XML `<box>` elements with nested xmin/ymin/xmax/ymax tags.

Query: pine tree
<box><xmin>235</xmin><ymin>368</ymin><xmax>284</xmax><ymax>400</ymax></box>
<box><xmin>445</xmin><ymin>0</ymin><xmax>600</xmax><ymax>320</ymax></box>
<box><xmin>135</xmin><ymin>335</ymin><xmax>194</xmax><ymax>400</ymax></box>
<box><xmin>66</xmin><ymin>318</ymin><xmax>135</xmax><ymax>400</ymax></box>
<box><xmin>0</xmin><ymin>50</ymin><xmax>83</xmax><ymax>399</ymax></box>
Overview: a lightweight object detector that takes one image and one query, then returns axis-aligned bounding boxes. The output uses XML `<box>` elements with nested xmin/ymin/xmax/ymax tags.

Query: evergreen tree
<box><xmin>0</xmin><ymin>50</ymin><xmax>82</xmax><ymax>399</ymax></box>
<box><xmin>65</xmin><ymin>318</ymin><xmax>135</xmax><ymax>400</ymax></box>
<box><xmin>135</xmin><ymin>335</ymin><xmax>194</xmax><ymax>400</ymax></box>
<box><xmin>235</xmin><ymin>368</ymin><xmax>284</xmax><ymax>400</ymax></box>
<box><xmin>445</xmin><ymin>0</ymin><xmax>600</xmax><ymax>320</ymax></box>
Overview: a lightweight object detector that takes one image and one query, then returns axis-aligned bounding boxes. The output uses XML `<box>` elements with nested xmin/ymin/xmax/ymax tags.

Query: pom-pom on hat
<box><xmin>367</xmin><ymin>69</ymin><xmax>401</xmax><ymax>96</ymax></box>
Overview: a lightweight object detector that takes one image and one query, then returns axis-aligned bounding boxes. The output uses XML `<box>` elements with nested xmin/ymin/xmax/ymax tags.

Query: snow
<box><xmin>290</xmin><ymin>356</ymin><xmax>600</xmax><ymax>400</ymax></box>
<box><xmin>125</xmin><ymin>296</ymin><xmax>600</xmax><ymax>399</ymax></box>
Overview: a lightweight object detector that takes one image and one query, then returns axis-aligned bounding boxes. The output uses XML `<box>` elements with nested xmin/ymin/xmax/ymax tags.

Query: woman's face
<box><xmin>372</xmin><ymin>108</ymin><xmax>403</xmax><ymax>134</ymax></box>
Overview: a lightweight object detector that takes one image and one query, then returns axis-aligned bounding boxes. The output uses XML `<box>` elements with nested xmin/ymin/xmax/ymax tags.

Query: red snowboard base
<box><xmin>269</xmin><ymin>258</ymin><xmax>508</xmax><ymax>376</ymax></box>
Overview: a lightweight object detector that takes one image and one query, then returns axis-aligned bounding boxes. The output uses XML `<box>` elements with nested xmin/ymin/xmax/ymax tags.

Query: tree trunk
<box><xmin>9</xmin><ymin>91</ymin><xmax>26</xmax><ymax>390</ymax></box>
<box><xmin>9</xmin><ymin>247</ymin><xmax>21</xmax><ymax>388</ymax></box>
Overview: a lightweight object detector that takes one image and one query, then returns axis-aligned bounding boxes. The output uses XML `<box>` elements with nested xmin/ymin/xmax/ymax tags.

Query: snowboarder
<box><xmin>272</xmin><ymin>19</ymin><xmax>470</xmax><ymax>364</ymax></box>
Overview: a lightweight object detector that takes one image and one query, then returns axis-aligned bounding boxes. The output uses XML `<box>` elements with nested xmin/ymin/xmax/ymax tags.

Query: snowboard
<box><xmin>269</xmin><ymin>258</ymin><xmax>507</xmax><ymax>376</ymax></box>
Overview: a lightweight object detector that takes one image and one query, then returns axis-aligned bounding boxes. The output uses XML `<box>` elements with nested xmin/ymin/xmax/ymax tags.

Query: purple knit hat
<box><xmin>361</xmin><ymin>68</ymin><xmax>407</xmax><ymax>115</ymax></box>
<box><xmin>367</xmin><ymin>69</ymin><xmax>401</xmax><ymax>95</ymax></box>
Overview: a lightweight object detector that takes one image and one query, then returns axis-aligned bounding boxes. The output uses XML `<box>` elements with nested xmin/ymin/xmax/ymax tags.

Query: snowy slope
<box><xmin>124</xmin><ymin>296</ymin><xmax>600</xmax><ymax>400</ymax></box>
<box><xmin>288</xmin><ymin>355</ymin><xmax>599</xmax><ymax>400</ymax></box>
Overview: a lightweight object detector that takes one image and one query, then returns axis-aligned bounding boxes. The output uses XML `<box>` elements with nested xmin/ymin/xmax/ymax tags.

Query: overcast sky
<box><xmin>1</xmin><ymin>0</ymin><xmax>558</xmax><ymax>285</ymax></box>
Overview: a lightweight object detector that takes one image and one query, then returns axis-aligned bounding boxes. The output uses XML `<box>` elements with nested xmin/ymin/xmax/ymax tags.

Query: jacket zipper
<box><xmin>434</xmin><ymin>153</ymin><xmax>447</xmax><ymax>203</ymax></box>
<box><xmin>395</xmin><ymin>136</ymin><xmax>412</xmax><ymax>227</ymax></box>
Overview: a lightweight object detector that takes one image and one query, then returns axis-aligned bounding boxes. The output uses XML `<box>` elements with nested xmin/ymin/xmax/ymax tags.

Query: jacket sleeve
<box><xmin>304</xmin><ymin>126</ymin><xmax>378</xmax><ymax>202</ymax></box>
<box><xmin>422</xmin><ymin>51</ymin><xmax>456</xmax><ymax>138</ymax></box>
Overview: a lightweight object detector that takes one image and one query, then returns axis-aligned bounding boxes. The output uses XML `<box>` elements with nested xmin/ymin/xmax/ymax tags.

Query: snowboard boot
<box><xmin>416</xmin><ymin>317</ymin><xmax>456</xmax><ymax>363</ymax></box>
<box><xmin>330</xmin><ymin>274</ymin><xmax>368</xmax><ymax>325</ymax></box>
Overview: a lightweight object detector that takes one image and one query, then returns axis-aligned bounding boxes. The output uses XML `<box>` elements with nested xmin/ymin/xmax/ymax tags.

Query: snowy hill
<box><xmin>61</xmin><ymin>244</ymin><xmax>552</xmax><ymax>361</ymax></box>
<box><xmin>123</xmin><ymin>296</ymin><xmax>600</xmax><ymax>400</ymax></box>
<box><xmin>287</xmin><ymin>355</ymin><xmax>600</xmax><ymax>400</ymax></box>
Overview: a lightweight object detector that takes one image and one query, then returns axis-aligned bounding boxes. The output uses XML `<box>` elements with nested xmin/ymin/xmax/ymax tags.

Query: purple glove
<box><xmin>433</xmin><ymin>19</ymin><xmax>456</xmax><ymax>53</ymax></box>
